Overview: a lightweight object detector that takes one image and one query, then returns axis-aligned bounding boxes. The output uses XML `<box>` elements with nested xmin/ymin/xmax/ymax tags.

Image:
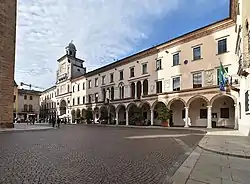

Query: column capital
<box><xmin>184</xmin><ymin>106</ymin><xmax>189</xmax><ymax>109</ymax></box>
<box><xmin>207</xmin><ymin>106</ymin><xmax>212</xmax><ymax>108</ymax></box>
<box><xmin>234</xmin><ymin>103</ymin><xmax>237</xmax><ymax>107</ymax></box>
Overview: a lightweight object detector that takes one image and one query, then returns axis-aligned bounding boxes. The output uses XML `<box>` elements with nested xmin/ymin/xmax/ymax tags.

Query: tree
<box><xmin>156</xmin><ymin>105</ymin><xmax>171</xmax><ymax>126</ymax></box>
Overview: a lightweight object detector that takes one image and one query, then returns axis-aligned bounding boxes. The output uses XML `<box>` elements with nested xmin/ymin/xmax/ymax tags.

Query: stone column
<box><xmin>134</xmin><ymin>84</ymin><xmax>137</xmax><ymax>99</ymax></box>
<box><xmin>150</xmin><ymin>108</ymin><xmax>154</xmax><ymax>126</ymax></box>
<box><xmin>207</xmin><ymin>106</ymin><xmax>212</xmax><ymax>128</ymax></box>
<box><xmin>184</xmin><ymin>107</ymin><xmax>189</xmax><ymax>128</ymax></box>
<box><xmin>116</xmin><ymin>111</ymin><xmax>119</xmax><ymax>125</ymax></box>
<box><xmin>126</xmin><ymin>110</ymin><xmax>129</xmax><ymax>125</ymax></box>
<box><xmin>234</xmin><ymin>103</ymin><xmax>238</xmax><ymax>130</ymax></box>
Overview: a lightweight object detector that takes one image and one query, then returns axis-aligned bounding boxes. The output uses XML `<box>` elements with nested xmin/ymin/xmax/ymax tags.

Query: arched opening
<box><xmin>153</xmin><ymin>101</ymin><xmax>167</xmax><ymax>126</ymax></box>
<box><xmin>143</xmin><ymin>79</ymin><xmax>148</xmax><ymax>96</ymax></box>
<box><xmin>110</xmin><ymin>87</ymin><xmax>114</xmax><ymax>100</ymax></box>
<box><xmin>86</xmin><ymin>108</ymin><xmax>93</xmax><ymax>124</ymax></box>
<box><xmin>81</xmin><ymin>109</ymin><xmax>86</xmax><ymax>121</ymax></box>
<box><xmin>131</xmin><ymin>82</ymin><xmax>135</xmax><ymax>98</ymax></box>
<box><xmin>60</xmin><ymin>100</ymin><xmax>67</xmax><ymax>115</ymax></box>
<box><xmin>71</xmin><ymin>109</ymin><xmax>76</xmax><ymax>124</ymax></box>
<box><xmin>100</xmin><ymin>106</ymin><xmax>108</xmax><ymax>124</ymax></box>
<box><xmin>188</xmin><ymin>96</ymin><xmax>209</xmax><ymax>127</ymax></box>
<box><xmin>102</xmin><ymin>88</ymin><xmax>106</xmax><ymax>102</ymax></box>
<box><xmin>140</xmin><ymin>102</ymin><xmax>151</xmax><ymax>126</ymax></box>
<box><xmin>94</xmin><ymin>107</ymin><xmax>99</xmax><ymax>123</ymax></box>
<box><xmin>109</xmin><ymin>105</ymin><xmax>116</xmax><ymax>124</ymax></box>
<box><xmin>128</xmin><ymin>103</ymin><xmax>142</xmax><ymax>125</ymax></box>
<box><xmin>117</xmin><ymin>104</ymin><xmax>126</xmax><ymax>125</ymax></box>
<box><xmin>119</xmin><ymin>83</ymin><xmax>125</xmax><ymax>99</ymax></box>
<box><xmin>76</xmin><ymin>109</ymin><xmax>81</xmax><ymax>123</ymax></box>
<box><xmin>168</xmin><ymin>99</ymin><xmax>186</xmax><ymax>127</ymax></box>
<box><xmin>136</xmin><ymin>81</ymin><xmax>142</xmax><ymax>99</ymax></box>
<box><xmin>211</xmin><ymin>95</ymin><xmax>235</xmax><ymax>129</ymax></box>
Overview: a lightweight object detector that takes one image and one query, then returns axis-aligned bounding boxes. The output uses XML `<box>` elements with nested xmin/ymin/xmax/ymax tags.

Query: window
<box><xmin>95</xmin><ymin>78</ymin><xmax>98</xmax><ymax>87</ymax></box>
<box><xmin>156</xmin><ymin>59</ymin><xmax>162</xmax><ymax>70</ymax></box>
<box><xmin>156</xmin><ymin>81</ymin><xmax>162</xmax><ymax>93</ymax></box>
<box><xmin>29</xmin><ymin>105</ymin><xmax>33</xmax><ymax>111</ymax></box>
<box><xmin>88</xmin><ymin>80</ymin><xmax>92</xmax><ymax>88</ymax></box>
<box><xmin>218</xmin><ymin>38</ymin><xmax>227</xmax><ymax>54</ymax></box>
<box><xmin>120</xmin><ymin>70</ymin><xmax>123</xmax><ymax>80</ymax></box>
<box><xmin>193</xmin><ymin>47</ymin><xmax>201</xmax><ymax>60</ymax></box>
<box><xmin>73</xmin><ymin>98</ymin><xmax>75</xmax><ymax>106</ymax></box>
<box><xmin>173</xmin><ymin>77</ymin><xmax>180</xmax><ymax>91</ymax></box>
<box><xmin>193</xmin><ymin>72</ymin><xmax>202</xmax><ymax>88</ymax></box>
<box><xmin>245</xmin><ymin>91</ymin><xmax>249</xmax><ymax>112</ymax></box>
<box><xmin>102</xmin><ymin>76</ymin><xmax>106</xmax><ymax>85</ymax></box>
<box><xmin>119</xmin><ymin>83</ymin><xmax>125</xmax><ymax>99</ymax></box>
<box><xmin>77</xmin><ymin>97</ymin><xmax>80</xmax><ymax>105</ymax></box>
<box><xmin>130</xmin><ymin>67</ymin><xmax>135</xmax><ymax>77</ymax></box>
<box><xmin>73</xmin><ymin>86</ymin><xmax>75</xmax><ymax>92</ymax></box>
<box><xmin>88</xmin><ymin>95</ymin><xmax>92</xmax><ymax>103</ymax></box>
<box><xmin>221</xmin><ymin>108</ymin><xmax>229</xmax><ymax>118</ymax></box>
<box><xmin>83</xmin><ymin>96</ymin><xmax>85</xmax><ymax>104</ymax></box>
<box><xmin>217</xmin><ymin>67</ymin><xmax>228</xmax><ymax>85</ymax></box>
<box><xmin>30</xmin><ymin>96</ymin><xmax>33</xmax><ymax>100</ymax></box>
<box><xmin>110</xmin><ymin>73</ymin><xmax>114</xmax><ymax>83</ymax></box>
<box><xmin>83</xmin><ymin>82</ymin><xmax>85</xmax><ymax>90</ymax></box>
<box><xmin>111</xmin><ymin>87</ymin><xmax>114</xmax><ymax>100</ymax></box>
<box><xmin>95</xmin><ymin>93</ymin><xmax>98</xmax><ymax>103</ymax></box>
<box><xmin>142</xmin><ymin>63</ymin><xmax>148</xmax><ymax>74</ymax></box>
<box><xmin>24</xmin><ymin>104</ymin><xmax>28</xmax><ymax>111</ymax></box>
<box><xmin>24</xmin><ymin>95</ymin><xmax>27</xmax><ymax>100</ymax></box>
<box><xmin>77</xmin><ymin>84</ymin><xmax>80</xmax><ymax>91</ymax></box>
<box><xmin>200</xmin><ymin>109</ymin><xmax>207</xmax><ymax>119</ymax></box>
<box><xmin>173</xmin><ymin>53</ymin><xmax>180</xmax><ymax>66</ymax></box>
<box><xmin>13</xmin><ymin>95</ymin><xmax>16</xmax><ymax>102</ymax></box>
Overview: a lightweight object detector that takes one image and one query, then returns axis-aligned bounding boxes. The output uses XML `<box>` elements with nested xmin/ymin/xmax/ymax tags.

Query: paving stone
<box><xmin>231</xmin><ymin>168</ymin><xmax>250</xmax><ymax>184</ymax></box>
<box><xmin>186</xmin><ymin>179</ymin><xmax>210</xmax><ymax>184</ymax></box>
<box><xmin>0</xmin><ymin>125</ymin><xmax>204</xmax><ymax>184</ymax></box>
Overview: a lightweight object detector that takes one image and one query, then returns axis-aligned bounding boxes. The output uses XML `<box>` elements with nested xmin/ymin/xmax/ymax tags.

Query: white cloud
<box><xmin>15</xmin><ymin>0</ymin><xmax>181</xmax><ymax>89</ymax></box>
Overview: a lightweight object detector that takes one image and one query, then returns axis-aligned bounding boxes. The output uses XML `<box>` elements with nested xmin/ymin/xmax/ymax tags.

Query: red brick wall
<box><xmin>0</xmin><ymin>0</ymin><xmax>17</xmax><ymax>128</ymax></box>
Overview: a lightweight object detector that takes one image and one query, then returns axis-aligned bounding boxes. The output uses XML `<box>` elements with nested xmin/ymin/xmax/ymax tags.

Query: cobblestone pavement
<box><xmin>0</xmin><ymin>125</ymin><xmax>204</xmax><ymax>184</ymax></box>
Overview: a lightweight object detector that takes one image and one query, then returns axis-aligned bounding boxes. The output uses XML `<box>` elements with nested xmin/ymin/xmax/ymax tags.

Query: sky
<box><xmin>15</xmin><ymin>0</ymin><xmax>230</xmax><ymax>90</ymax></box>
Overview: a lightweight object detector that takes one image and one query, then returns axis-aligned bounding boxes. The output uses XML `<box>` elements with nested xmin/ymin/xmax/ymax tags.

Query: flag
<box><xmin>219</xmin><ymin>62</ymin><xmax>228</xmax><ymax>91</ymax></box>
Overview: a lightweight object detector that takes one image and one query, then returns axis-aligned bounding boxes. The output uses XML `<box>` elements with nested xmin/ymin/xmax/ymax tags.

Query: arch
<box><xmin>143</xmin><ymin>79</ymin><xmax>149</xmax><ymax>96</ymax></box>
<box><xmin>152</xmin><ymin>100</ymin><xmax>167</xmax><ymax>110</ymax></box>
<box><xmin>116</xmin><ymin>104</ymin><xmax>126</xmax><ymax>113</ymax></box>
<box><xmin>210</xmin><ymin>93</ymin><xmax>237</xmax><ymax>106</ymax></box>
<box><xmin>126</xmin><ymin>102</ymin><xmax>137</xmax><ymax>111</ymax></box>
<box><xmin>167</xmin><ymin>97</ymin><xmax>187</xmax><ymax>108</ymax></box>
<box><xmin>187</xmin><ymin>95</ymin><xmax>209</xmax><ymax>107</ymax></box>
<box><xmin>139</xmin><ymin>101</ymin><xmax>151</xmax><ymax>109</ymax></box>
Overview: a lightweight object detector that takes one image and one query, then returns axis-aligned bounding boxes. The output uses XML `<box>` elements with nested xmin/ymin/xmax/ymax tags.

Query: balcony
<box><xmin>57</xmin><ymin>73</ymin><xmax>68</xmax><ymax>83</ymax></box>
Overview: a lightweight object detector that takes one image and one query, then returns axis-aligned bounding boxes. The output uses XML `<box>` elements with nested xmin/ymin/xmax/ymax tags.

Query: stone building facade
<box><xmin>41</xmin><ymin>0</ymin><xmax>250</xmax><ymax>133</ymax></box>
<box><xmin>0</xmin><ymin>0</ymin><xmax>17</xmax><ymax>128</ymax></box>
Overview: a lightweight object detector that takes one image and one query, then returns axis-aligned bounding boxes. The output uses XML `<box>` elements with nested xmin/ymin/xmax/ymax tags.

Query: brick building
<box><xmin>0</xmin><ymin>0</ymin><xmax>17</xmax><ymax>128</ymax></box>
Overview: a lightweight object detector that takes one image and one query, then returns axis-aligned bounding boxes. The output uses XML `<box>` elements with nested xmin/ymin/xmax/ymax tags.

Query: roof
<box><xmin>18</xmin><ymin>89</ymin><xmax>42</xmax><ymax>95</ymax></box>
<box><xmin>42</xmin><ymin>85</ymin><xmax>56</xmax><ymax>93</ymax></box>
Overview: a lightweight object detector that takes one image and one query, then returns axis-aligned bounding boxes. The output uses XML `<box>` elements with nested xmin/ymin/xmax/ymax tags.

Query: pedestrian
<box><xmin>52</xmin><ymin>117</ymin><xmax>55</xmax><ymax>128</ymax></box>
<box><xmin>57</xmin><ymin>116</ymin><xmax>61</xmax><ymax>128</ymax></box>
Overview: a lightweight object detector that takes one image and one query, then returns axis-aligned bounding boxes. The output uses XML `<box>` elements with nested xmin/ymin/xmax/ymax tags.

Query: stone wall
<box><xmin>0</xmin><ymin>0</ymin><xmax>17</xmax><ymax>128</ymax></box>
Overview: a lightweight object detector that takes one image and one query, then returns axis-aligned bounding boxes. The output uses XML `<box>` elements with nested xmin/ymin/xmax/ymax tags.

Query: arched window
<box><xmin>29</xmin><ymin>105</ymin><xmax>33</xmax><ymax>112</ymax></box>
<box><xmin>111</xmin><ymin>87</ymin><xmax>114</xmax><ymax>100</ymax></box>
<box><xmin>143</xmin><ymin>79</ymin><xmax>149</xmax><ymax>96</ymax></box>
<box><xmin>131</xmin><ymin>82</ymin><xmax>135</xmax><ymax>98</ymax></box>
<box><xmin>119</xmin><ymin>83</ymin><xmax>125</xmax><ymax>99</ymax></box>
<box><xmin>24</xmin><ymin>104</ymin><xmax>28</xmax><ymax>112</ymax></box>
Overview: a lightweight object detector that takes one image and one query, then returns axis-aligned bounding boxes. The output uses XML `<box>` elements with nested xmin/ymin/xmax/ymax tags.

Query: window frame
<box><xmin>88</xmin><ymin>80</ymin><xmax>92</xmax><ymax>89</ymax></box>
<box><xmin>193</xmin><ymin>72</ymin><xmax>203</xmax><ymax>88</ymax></box>
<box><xmin>142</xmin><ymin>63</ymin><xmax>148</xmax><ymax>74</ymax></box>
<box><xmin>218</xmin><ymin>38</ymin><xmax>227</xmax><ymax>54</ymax></box>
<box><xmin>173</xmin><ymin>53</ymin><xmax>180</xmax><ymax>66</ymax></box>
<box><xmin>130</xmin><ymin>67</ymin><xmax>135</xmax><ymax>78</ymax></box>
<box><xmin>173</xmin><ymin>76</ymin><xmax>181</xmax><ymax>91</ymax></box>
<box><xmin>119</xmin><ymin>70</ymin><xmax>124</xmax><ymax>80</ymax></box>
<box><xmin>95</xmin><ymin>78</ymin><xmax>98</xmax><ymax>87</ymax></box>
<box><xmin>193</xmin><ymin>46</ymin><xmax>201</xmax><ymax>60</ymax></box>
<box><xmin>156</xmin><ymin>81</ymin><xmax>162</xmax><ymax>93</ymax></box>
<box><xmin>110</xmin><ymin>73</ymin><xmax>114</xmax><ymax>83</ymax></box>
<box><xmin>156</xmin><ymin>59</ymin><xmax>162</xmax><ymax>70</ymax></box>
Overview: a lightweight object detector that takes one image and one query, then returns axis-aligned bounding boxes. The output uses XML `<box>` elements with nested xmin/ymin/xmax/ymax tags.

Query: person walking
<box><xmin>57</xmin><ymin>116</ymin><xmax>61</xmax><ymax>129</ymax></box>
<box><xmin>52</xmin><ymin>117</ymin><xmax>55</xmax><ymax>128</ymax></box>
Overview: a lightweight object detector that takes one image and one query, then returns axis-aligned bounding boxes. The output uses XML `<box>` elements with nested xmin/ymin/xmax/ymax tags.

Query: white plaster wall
<box><xmin>212</xmin><ymin>96</ymin><xmax>235</xmax><ymax>128</ymax></box>
<box><xmin>189</xmin><ymin>100</ymin><xmax>207</xmax><ymax>127</ymax></box>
